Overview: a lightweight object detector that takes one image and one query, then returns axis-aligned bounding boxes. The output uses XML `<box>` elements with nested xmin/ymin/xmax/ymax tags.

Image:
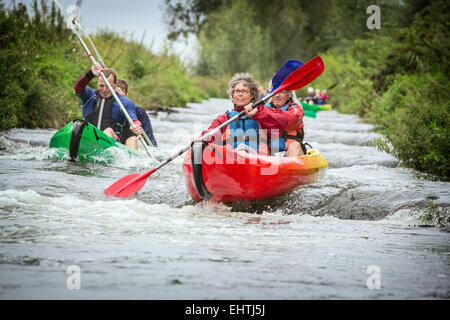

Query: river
<box><xmin>0</xmin><ymin>98</ymin><xmax>449</xmax><ymax>299</ymax></box>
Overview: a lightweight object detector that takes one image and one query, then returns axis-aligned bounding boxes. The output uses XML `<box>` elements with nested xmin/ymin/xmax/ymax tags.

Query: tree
<box><xmin>163</xmin><ymin>0</ymin><xmax>225</xmax><ymax>40</ymax></box>
<box><xmin>164</xmin><ymin>0</ymin><xmax>333</xmax><ymax>67</ymax></box>
<box><xmin>196</xmin><ymin>0</ymin><xmax>275</xmax><ymax>79</ymax></box>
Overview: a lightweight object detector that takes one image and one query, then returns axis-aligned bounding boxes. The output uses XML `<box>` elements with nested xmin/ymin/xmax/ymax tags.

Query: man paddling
<box><xmin>74</xmin><ymin>62</ymin><xmax>143</xmax><ymax>150</ymax></box>
<box><xmin>265</xmin><ymin>89</ymin><xmax>305</xmax><ymax>156</ymax></box>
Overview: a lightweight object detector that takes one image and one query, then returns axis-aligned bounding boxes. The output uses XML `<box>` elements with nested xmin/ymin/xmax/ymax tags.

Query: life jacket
<box><xmin>266</xmin><ymin>101</ymin><xmax>304</xmax><ymax>154</ymax></box>
<box><xmin>84</xmin><ymin>91</ymin><xmax>126</xmax><ymax>139</ymax></box>
<box><xmin>222</xmin><ymin>109</ymin><xmax>269</xmax><ymax>155</ymax></box>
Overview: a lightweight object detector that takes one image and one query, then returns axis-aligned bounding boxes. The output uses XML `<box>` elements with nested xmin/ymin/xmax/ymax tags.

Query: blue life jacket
<box><xmin>223</xmin><ymin>110</ymin><xmax>268</xmax><ymax>154</ymax></box>
<box><xmin>77</xmin><ymin>86</ymin><xmax>138</xmax><ymax>125</ymax></box>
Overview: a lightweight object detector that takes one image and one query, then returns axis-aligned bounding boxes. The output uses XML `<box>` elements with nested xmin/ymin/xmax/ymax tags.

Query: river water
<box><xmin>0</xmin><ymin>98</ymin><xmax>449</xmax><ymax>299</ymax></box>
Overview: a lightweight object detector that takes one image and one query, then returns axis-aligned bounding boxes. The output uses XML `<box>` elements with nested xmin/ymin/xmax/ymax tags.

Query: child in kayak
<box><xmin>304</xmin><ymin>87</ymin><xmax>315</xmax><ymax>104</ymax></box>
<box><xmin>116</xmin><ymin>78</ymin><xmax>158</xmax><ymax>147</ymax></box>
<box><xmin>320</xmin><ymin>89</ymin><xmax>329</xmax><ymax>104</ymax></box>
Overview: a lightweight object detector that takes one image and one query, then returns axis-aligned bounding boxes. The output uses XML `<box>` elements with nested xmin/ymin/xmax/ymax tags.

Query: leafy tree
<box><xmin>195</xmin><ymin>0</ymin><xmax>275</xmax><ymax>79</ymax></box>
<box><xmin>164</xmin><ymin>0</ymin><xmax>225</xmax><ymax>40</ymax></box>
<box><xmin>164</xmin><ymin>0</ymin><xmax>333</xmax><ymax>67</ymax></box>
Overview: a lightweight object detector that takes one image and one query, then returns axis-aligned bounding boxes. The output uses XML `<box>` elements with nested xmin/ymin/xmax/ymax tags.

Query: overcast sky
<box><xmin>12</xmin><ymin>0</ymin><xmax>196</xmax><ymax>62</ymax></box>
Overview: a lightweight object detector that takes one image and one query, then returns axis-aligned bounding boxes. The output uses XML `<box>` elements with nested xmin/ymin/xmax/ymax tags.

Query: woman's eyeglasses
<box><xmin>234</xmin><ymin>89</ymin><xmax>250</xmax><ymax>95</ymax></box>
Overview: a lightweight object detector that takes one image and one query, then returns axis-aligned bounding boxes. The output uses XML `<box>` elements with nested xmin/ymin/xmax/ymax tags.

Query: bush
<box><xmin>190</xmin><ymin>74</ymin><xmax>230</xmax><ymax>99</ymax></box>
<box><xmin>372</xmin><ymin>72</ymin><xmax>449</xmax><ymax>177</ymax></box>
<box><xmin>0</xmin><ymin>2</ymin><xmax>85</xmax><ymax>130</ymax></box>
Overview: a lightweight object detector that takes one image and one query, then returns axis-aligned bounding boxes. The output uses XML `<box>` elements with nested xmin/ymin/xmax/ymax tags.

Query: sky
<box><xmin>11</xmin><ymin>0</ymin><xmax>197</xmax><ymax>62</ymax></box>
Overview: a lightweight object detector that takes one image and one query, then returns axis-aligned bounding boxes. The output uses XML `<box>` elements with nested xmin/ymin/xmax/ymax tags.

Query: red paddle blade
<box><xmin>277</xmin><ymin>56</ymin><xmax>324</xmax><ymax>93</ymax></box>
<box><xmin>104</xmin><ymin>169</ymin><xmax>155</xmax><ymax>198</ymax></box>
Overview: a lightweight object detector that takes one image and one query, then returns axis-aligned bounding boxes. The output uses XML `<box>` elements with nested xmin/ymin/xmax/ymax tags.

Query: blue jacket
<box><xmin>136</xmin><ymin>106</ymin><xmax>158</xmax><ymax>147</ymax></box>
<box><xmin>76</xmin><ymin>86</ymin><xmax>138</xmax><ymax>125</ymax></box>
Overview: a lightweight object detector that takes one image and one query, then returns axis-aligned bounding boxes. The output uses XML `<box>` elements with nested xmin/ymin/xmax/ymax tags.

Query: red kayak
<box><xmin>183</xmin><ymin>143</ymin><xmax>328</xmax><ymax>202</ymax></box>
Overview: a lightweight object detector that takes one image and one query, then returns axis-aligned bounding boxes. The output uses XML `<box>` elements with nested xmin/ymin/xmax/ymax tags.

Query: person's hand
<box><xmin>190</xmin><ymin>136</ymin><xmax>213</xmax><ymax>145</ymax></box>
<box><xmin>244</xmin><ymin>102</ymin><xmax>257</xmax><ymax>116</ymax></box>
<box><xmin>130</xmin><ymin>120</ymin><xmax>143</xmax><ymax>135</ymax></box>
<box><xmin>116</xmin><ymin>87</ymin><xmax>125</xmax><ymax>96</ymax></box>
<box><xmin>190</xmin><ymin>137</ymin><xmax>204</xmax><ymax>145</ymax></box>
<box><xmin>91</xmin><ymin>62</ymin><xmax>102</xmax><ymax>77</ymax></box>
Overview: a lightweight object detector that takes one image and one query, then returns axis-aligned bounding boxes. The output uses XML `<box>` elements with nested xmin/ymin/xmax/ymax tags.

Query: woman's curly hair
<box><xmin>227</xmin><ymin>73</ymin><xmax>260</xmax><ymax>103</ymax></box>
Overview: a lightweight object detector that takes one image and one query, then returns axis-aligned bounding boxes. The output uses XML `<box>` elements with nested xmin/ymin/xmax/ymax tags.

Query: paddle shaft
<box><xmin>326</xmin><ymin>81</ymin><xmax>339</xmax><ymax>91</ymax></box>
<box><xmin>149</xmin><ymin>91</ymin><xmax>277</xmax><ymax>175</ymax></box>
<box><xmin>73</xmin><ymin>20</ymin><xmax>107</xmax><ymax>69</ymax></box>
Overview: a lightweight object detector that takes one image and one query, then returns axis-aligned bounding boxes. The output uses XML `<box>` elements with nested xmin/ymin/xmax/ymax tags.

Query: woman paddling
<box><xmin>196</xmin><ymin>73</ymin><xmax>297</xmax><ymax>155</ymax></box>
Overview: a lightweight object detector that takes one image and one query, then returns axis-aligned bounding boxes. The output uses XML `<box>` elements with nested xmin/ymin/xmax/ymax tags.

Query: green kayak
<box><xmin>301</xmin><ymin>101</ymin><xmax>332</xmax><ymax>112</ymax></box>
<box><xmin>49</xmin><ymin>119</ymin><xmax>138</xmax><ymax>164</ymax></box>
<box><xmin>303</xmin><ymin>108</ymin><xmax>317</xmax><ymax>118</ymax></box>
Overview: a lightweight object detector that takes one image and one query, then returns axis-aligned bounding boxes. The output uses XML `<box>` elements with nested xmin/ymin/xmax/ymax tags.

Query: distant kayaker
<box><xmin>195</xmin><ymin>73</ymin><xmax>296</xmax><ymax>155</ymax></box>
<box><xmin>320</xmin><ymin>89</ymin><xmax>329</xmax><ymax>104</ymax></box>
<box><xmin>305</xmin><ymin>87</ymin><xmax>315</xmax><ymax>104</ymax></box>
<box><xmin>116</xmin><ymin>78</ymin><xmax>158</xmax><ymax>147</ymax></box>
<box><xmin>266</xmin><ymin>88</ymin><xmax>305</xmax><ymax>156</ymax></box>
<box><xmin>74</xmin><ymin>62</ymin><xmax>143</xmax><ymax>150</ymax></box>
<box><xmin>314</xmin><ymin>88</ymin><xmax>323</xmax><ymax>105</ymax></box>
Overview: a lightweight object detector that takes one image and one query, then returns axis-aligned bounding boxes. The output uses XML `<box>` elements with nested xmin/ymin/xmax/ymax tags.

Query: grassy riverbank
<box><xmin>0</xmin><ymin>2</ymin><xmax>210</xmax><ymax>131</ymax></box>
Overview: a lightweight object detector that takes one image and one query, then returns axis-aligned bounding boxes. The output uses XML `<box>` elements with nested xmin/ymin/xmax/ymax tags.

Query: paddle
<box><xmin>104</xmin><ymin>56</ymin><xmax>325</xmax><ymax>198</ymax></box>
<box><xmin>51</xmin><ymin>0</ymin><xmax>154</xmax><ymax>154</ymax></box>
<box><xmin>270</xmin><ymin>59</ymin><xmax>304</xmax><ymax>93</ymax></box>
<box><xmin>71</xmin><ymin>20</ymin><xmax>155</xmax><ymax>148</ymax></box>
<box><xmin>72</xmin><ymin>20</ymin><xmax>107</xmax><ymax>69</ymax></box>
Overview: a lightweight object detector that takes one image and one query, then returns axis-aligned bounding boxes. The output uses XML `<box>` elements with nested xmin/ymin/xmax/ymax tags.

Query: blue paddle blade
<box><xmin>270</xmin><ymin>59</ymin><xmax>304</xmax><ymax>93</ymax></box>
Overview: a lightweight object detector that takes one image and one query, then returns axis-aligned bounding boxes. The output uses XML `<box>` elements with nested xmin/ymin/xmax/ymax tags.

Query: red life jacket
<box><xmin>265</xmin><ymin>101</ymin><xmax>304</xmax><ymax>153</ymax></box>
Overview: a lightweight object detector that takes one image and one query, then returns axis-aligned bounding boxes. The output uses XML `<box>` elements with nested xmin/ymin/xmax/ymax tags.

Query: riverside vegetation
<box><xmin>0</xmin><ymin>1</ymin><xmax>209</xmax><ymax>131</ymax></box>
<box><xmin>0</xmin><ymin>0</ymin><xmax>448</xmax><ymax>179</ymax></box>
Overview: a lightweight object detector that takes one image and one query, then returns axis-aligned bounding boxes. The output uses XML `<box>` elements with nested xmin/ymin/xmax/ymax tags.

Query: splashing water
<box><xmin>0</xmin><ymin>98</ymin><xmax>449</xmax><ymax>299</ymax></box>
